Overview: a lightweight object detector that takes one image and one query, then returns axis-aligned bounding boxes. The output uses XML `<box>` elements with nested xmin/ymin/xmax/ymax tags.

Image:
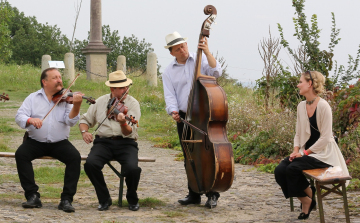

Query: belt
<box><xmin>95</xmin><ymin>135</ymin><xmax>124</xmax><ymax>140</ymax></box>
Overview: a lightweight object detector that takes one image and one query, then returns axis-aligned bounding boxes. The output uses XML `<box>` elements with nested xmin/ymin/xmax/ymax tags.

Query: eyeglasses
<box><xmin>306</xmin><ymin>70</ymin><xmax>313</xmax><ymax>84</ymax></box>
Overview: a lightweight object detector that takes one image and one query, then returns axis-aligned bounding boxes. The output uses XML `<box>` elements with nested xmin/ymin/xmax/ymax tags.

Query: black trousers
<box><xmin>15</xmin><ymin>137</ymin><xmax>81</xmax><ymax>202</ymax></box>
<box><xmin>84</xmin><ymin>138</ymin><xmax>141</xmax><ymax>205</ymax></box>
<box><xmin>274</xmin><ymin>156</ymin><xmax>331</xmax><ymax>198</ymax></box>
<box><xmin>177</xmin><ymin>111</ymin><xmax>220</xmax><ymax>199</ymax></box>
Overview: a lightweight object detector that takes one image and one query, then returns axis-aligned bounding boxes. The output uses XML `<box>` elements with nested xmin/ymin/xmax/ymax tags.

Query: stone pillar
<box><xmin>64</xmin><ymin>53</ymin><xmax>75</xmax><ymax>82</ymax></box>
<box><xmin>41</xmin><ymin>55</ymin><xmax>51</xmax><ymax>71</ymax></box>
<box><xmin>82</xmin><ymin>0</ymin><xmax>111</xmax><ymax>81</ymax></box>
<box><xmin>146</xmin><ymin>52</ymin><xmax>157</xmax><ymax>87</ymax></box>
<box><xmin>117</xmin><ymin>55</ymin><xmax>126</xmax><ymax>73</ymax></box>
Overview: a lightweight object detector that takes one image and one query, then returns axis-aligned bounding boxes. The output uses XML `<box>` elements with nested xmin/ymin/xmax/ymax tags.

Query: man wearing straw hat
<box><xmin>79</xmin><ymin>70</ymin><xmax>141</xmax><ymax>211</ymax></box>
<box><xmin>162</xmin><ymin>31</ymin><xmax>222</xmax><ymax>208</ymax></box>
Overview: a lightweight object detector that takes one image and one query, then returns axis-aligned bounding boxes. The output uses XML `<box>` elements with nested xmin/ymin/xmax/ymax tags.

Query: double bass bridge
<box><xmin>182</xmin><ymin>140</ymin><xmax>202</xmax><ymax>143</ymax></box>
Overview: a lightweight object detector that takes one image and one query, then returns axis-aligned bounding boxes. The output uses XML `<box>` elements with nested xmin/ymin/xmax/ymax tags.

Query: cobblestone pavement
<box><xmin>0</xmin><ymin>139</ymin><xmax>359</xmax><ymax>223</ymax></box>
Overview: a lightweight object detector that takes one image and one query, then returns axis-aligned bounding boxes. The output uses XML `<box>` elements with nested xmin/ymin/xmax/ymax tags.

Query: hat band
<box><xmin>109</xmin><ymin>78</ymin><xmax>127</xmax><ymax>84</ymax></box>
<box><xmin>167</xmin><ymin>37</ymin><xmax>184</xmax><ymax>46</ymax></box>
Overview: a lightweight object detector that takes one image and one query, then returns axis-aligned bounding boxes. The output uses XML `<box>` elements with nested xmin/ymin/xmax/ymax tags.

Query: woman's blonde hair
<box><xmin>302</xmin><ymin>71</ymin><xmax>325</xmax><ymax>94</ymax></box>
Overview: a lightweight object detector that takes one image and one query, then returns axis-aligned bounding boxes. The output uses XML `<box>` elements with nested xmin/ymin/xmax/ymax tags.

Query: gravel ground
<box><xmin>0</xmin><ymin>102</ymin><xmax>359</xmax><ymax>222</ymax></box>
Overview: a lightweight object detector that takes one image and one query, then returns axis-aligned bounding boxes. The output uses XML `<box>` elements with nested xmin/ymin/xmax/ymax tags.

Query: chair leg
<box><xmin>316</xmin><ymin>181</ymin><xmax>325</xmax><ymax>223</ymax></box>
<box><xmin>118</xmin><ymin>174</ymin><xmax>124</xmax><ymax>207</ymax></box>
<box><xmin>290</xmin><ymin>197</ymin><xmax>294</xmax><ymax>212</ymax></box>
<box><xmin>310</xmin><ymin>178</ymin><xmax>317</xmax><ymax>211</ymax></box>
<box><xmin>106</xmin><ymin>162</ymin><xmax>124</xmax><ymax>207</ymax></box>
<box><xmin>341</xmin><ymin>182</ymin><xmax>351</xmax><ymax>223</ymax></box>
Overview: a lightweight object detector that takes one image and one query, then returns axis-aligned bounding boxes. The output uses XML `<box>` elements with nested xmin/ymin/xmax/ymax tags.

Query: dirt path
<box><xmin>0</xmin><ymin>138</ymin><xmax>359</xmax><ymax>223</ymax></box>
<box><xmin>0</xmin><ymin>101</ymin><xmax>359</xmax><ymax>222</ymax></box>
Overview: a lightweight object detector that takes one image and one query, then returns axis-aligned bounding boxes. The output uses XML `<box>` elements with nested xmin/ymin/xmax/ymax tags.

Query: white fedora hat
<box><xmin>105</xmin><ymin>70</ymin><xmax>132</xmax><ymax>88</ymax></box>
<box><xmin>164</xmin><ymin>31</ymin><xmax>188</xmax><ymax>49</ymax></box>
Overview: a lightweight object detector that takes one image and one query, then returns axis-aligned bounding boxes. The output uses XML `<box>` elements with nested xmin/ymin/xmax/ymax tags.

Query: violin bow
<box><xmin>42</xmin><ymin>73</ymin><xmax>81</xmax><ymax>122</ymax></box>
<box><xmin>91</xmin><ymin>85</ymin><xmax>132</xmax><ymax>136</ymax></box>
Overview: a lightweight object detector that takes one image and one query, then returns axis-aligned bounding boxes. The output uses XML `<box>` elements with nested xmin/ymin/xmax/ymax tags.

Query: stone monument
<box><xmin>41</xmin><ymin>55</ymin><xmax>51</xmax><ymax>71</ymax></box>
<box><xmin>82</xmin><ymin>0</ymin><xmax>111</xmax><ymax>81</ymax></box>
<box><xmin>146</xmin><ymin>52</ymin><xmax>157</xmax><ymax>87</ymax></box>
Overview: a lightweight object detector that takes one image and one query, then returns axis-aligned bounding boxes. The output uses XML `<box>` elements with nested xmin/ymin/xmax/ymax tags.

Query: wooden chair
<box><xmin>290</xmin><ymin>168</ymin><xmax>352</xmax><ymax>223</ymax></box>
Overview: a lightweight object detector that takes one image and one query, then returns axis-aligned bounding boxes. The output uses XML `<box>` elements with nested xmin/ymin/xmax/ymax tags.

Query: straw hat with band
<box><xmin>164</xmin><ymin>31</ymin><xmax>188</xmax><ymax>49</ymax></box>
<box><xmin>105</xmin><ymin>70</ymin><xmax>132</xmax><ymax>88</ymax></box>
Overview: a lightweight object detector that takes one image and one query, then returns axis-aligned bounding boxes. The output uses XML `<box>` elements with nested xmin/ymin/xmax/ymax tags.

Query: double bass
<box><xmin>181</xmin><ymin>5</ymin><xmax>234</xmax><ymax>194</ymax></box>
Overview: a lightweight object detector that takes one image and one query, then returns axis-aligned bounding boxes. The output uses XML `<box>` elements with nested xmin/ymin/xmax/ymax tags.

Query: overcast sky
<box><xmin>8</xmin><ymin>0</ymin><xmax>360</xmax><ymax>83</ymax></box>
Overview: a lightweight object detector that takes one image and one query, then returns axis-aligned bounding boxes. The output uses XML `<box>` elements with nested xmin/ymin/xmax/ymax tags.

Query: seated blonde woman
<box><xmin>274</xmin><ymin>71</ymin><xmax>349</xmax><ymax>220</ymax></box>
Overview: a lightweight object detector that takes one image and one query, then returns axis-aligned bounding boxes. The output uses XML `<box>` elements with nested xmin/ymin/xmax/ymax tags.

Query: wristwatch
<box><xmin>300</xmin><ymin>151</ymin><xmax>304</xmax><ymax>156</ymax></box>
<box><xmin>81</xmin><ymin>130</ymin><xmax>87</xmax><ymax>134</ymax></box>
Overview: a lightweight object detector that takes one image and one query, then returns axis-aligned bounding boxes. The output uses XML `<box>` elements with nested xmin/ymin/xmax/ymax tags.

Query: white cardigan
<box><xmin>294</xmin><ymin>98</ymin><xmax>350</xmax><ymax>183</ymax></box>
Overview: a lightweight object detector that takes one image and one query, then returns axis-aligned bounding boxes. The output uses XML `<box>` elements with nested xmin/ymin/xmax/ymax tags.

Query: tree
<box><xmin>5</xmin><ymin>2</ymin><xmax>69</xmax><ymax>66</ymax></box>
<box><xmin>0</xmin><ymin>1</ymin><xmax>14</xmax><ymax>62</ymax></box>
<box><xmin>258</xmin><ymin>28</ymin><xmax>281</xmax><ymax>110</ymax></box>
<box><xmin>277</xmin><ymin>0</ymin><xmax>341</xmax><ymax>88</ymax></box>
<box><xmin>73</xmin><ymin>25</ymin><xmax>155</xmax><ymax>72</ymax></box>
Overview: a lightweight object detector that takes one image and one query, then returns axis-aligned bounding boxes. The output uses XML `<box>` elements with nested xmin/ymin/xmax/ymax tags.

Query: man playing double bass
<box><xmin>162</xmin><ymin>31</ymin><xmax>222</xmax><ymax>208</ymax></box>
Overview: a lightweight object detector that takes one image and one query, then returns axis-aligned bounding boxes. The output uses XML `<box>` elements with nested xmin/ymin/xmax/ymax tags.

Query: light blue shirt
<box><xmin>162</xmin><ymin>52</ymin><xmax>222</xmax><ymax>115</ymax></box>
<box><xmin>15</xmin><ymin>88</ymin><xmax>80</xmax><ymax>143</ymax></box>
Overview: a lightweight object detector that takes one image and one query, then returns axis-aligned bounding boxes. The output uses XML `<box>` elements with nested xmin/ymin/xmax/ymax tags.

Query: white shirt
<box><xmin>15</xmin><ymin>88</ymin><xmax>79</xmax><ymax>143</ymax></box>
<box><xmin>162</xmin><ymin>52</ymin><xmax>222</xmax><ymax>115</ymax></box>
<box><xmin>79</xmin><ymin>94</ymin><xmax>141</xmax><ymax>140</ymax></box>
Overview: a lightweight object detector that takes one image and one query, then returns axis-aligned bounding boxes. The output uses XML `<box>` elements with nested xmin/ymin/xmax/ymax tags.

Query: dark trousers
<box><xmin>15</xmin><ymin>137</ymin><xmax>81</xmax><ymax>202</ymax></box>
<box><xmin>84</xmin><ymin>138</ymin><xmax>141</xmax><ymax>205</ymax></box>
<box><xmin>274</xmin><ymin>156</ymin><xmax>331</xmax><ymax>198</ymax></box>
<box><xmin>177</xmin><ymin>111</ymin><xmax>220</xmax><ymax>199</ymax></box>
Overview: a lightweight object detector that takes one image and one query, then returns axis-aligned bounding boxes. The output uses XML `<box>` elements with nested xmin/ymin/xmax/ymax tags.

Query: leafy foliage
<box><xmin>72</xmin><ymin>25</ymin><xmax>155</xmax><ymax>72</ymax></box>
<box><xmin>0</xmin><ymin>1</ymin><xmax>14</xmax><ymax>61</ymax></box>
<box><xmin>332</xmin><ymin>48</ymin><xmax>360</xmax><ymax>87</ymax></box>
<box><xmin>332</xmin><ymin>80</ymin><xmax>360</xmax><ymax>135</ymax></box>
<box><xmin>255</xmin><ymin>64</ymin><xmax>302</xmax><ymax>109</ymax></box>
<box><xmin>5</xmin><ymin>2</ymin><xmax>70</xmax><ymax>65</ymax></box>
<box><xmin>256</xmin><ymin>0</ymin><xmax>343</xmax><ymax>109</ymax></box>
<box><xmin>233</xmin><ymin>130</ymin><xmax>285</xmax><ymax>165</ymax></box>
<box><xmin>278</xmin><ymin>0</ymin><xmax>340</xmax><ymax>82</ymax></box>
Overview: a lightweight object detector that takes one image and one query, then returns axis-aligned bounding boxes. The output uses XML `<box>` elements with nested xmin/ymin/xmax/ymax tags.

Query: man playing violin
<box><xmin>15</xmin><ymin>68</ymin><xmax>83</xmax><ymax>212</ymax></box>
<box><xmin>79</xmin><ymin>70</ymin><xmax>141</xmax><ymax>211</ymax></box>
<box><xmin>162</xmin><ymin>31</ymin><xmax>222</xmax><ymax>208</ymax></box>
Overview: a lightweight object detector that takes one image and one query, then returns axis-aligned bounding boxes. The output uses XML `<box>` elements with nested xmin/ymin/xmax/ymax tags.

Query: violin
<box><xmin>52</xmin><ymin>88</ymin><xmax>96</xmax><ymax>105</ymax></box>
<box><xmin>0</xmin><ymin>93</ymin><xmax>9</xmax><ymax>102</ymax></box>
<box><xmin>107</xmin><ymin>97</ymin><xmax>138</xmax><ymax>126</ymax></box>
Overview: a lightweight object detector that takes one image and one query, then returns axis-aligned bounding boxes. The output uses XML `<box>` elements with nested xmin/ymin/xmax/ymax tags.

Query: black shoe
<box><xmin>178</xmin><ymin>195</ymin><xmax>201</xmax><ymax>205</ymax></box>
<box><xmin>98</xmin><ymin>197</ymin><xmax>112</xmax><ymax>211</ymax></box>
<box><xmin>205</xmin><ymin>194</ymin><xmax>219</xmax><ymax>209</ymax></box>
<box><xmin>129</xmin><ymin>203</ymin><xmax>139</xmax><ymax>211</ymax></box>
<box><xmin>298</xmin><ymin>199</ymin><xmax>316</xmax><ymax>220</ymax></box>
<box><xmin>22</xmin><ymin>194</ymin><xmax>42</xmax><ymax>208</ymax></box>
<box><xmin>58</xmin><ymin>200</ymin><xmax>75</xmax><ymax>212</ymax></box>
